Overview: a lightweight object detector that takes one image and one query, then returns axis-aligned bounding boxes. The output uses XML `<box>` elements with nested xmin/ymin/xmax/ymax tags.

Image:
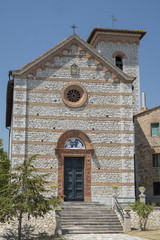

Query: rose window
<box><xmin>61</xmin><ymin>83</ymin><xmax>87</xmax><ymax>108</ymax></box>
<box><xmin>67</xmin><ymin>89</ymin><xmax>81</xmax><ymax>102</ymax></box>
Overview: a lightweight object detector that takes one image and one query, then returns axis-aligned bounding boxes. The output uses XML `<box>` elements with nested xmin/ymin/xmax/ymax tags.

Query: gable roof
<box><xmin>134</xmin><ymin>105</ymin><xmax>160</xmax><ymax>118</ymax></box>
<box><xmin>10</xmin><ymin>33</ymin><xmax>135</xmax><ymax>82</ymax></box>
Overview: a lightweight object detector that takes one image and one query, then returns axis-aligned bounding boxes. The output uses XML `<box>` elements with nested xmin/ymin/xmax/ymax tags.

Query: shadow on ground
<box><xmin>1</xmin><ymin>224</ymin><xmax>55</xmax><ymax>240</ymax></box>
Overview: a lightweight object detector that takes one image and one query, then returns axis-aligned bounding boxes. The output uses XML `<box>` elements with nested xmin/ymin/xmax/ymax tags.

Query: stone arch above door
<box><xmin>55</xmin><ymin>130</ymin><xmax>94</xmax><ymax>152</ymax></box>
<box><xmin>55</xmin><ymin>130</ymin><xmax>94</xmax><ymax>202</ymax></box>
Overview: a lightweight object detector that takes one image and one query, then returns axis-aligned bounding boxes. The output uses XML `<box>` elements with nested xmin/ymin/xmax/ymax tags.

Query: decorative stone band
<box><xmin>89</xmin><ymin>34</ymin><xmax>141</xmax><ymax>47</ymax></box>
<box><xmin>11</xmin><ymin>154</ymin><xmax>133</xmax><ymax>159</ymax></box>
<box><xmin>12</xmin><ymin>127</ymin><xmax>134</xmax><ymax>134</ymax></box>
<box><xmin>92</xmin><ymin>182</ymin><xmax>134</xmax><ymax>186</ymax></box>
<box><xmin>12</xmin><ymin>141</ymin><xmax>134</xmax><ymax>147</ymax></box>
<box><xmin>13</xmin><ymin>101</ymin><xmax>133</xmax><ymax>109</ymax></box>
<box><xmin>12</xmin><ymin>167</ymin><xmax>134</xmax><ymax>173</ymax></box>
<box><xmin>13</xmin><ymin>114</ymin><xmax>133</xmax><ymax>122</ymax></box>
<box><xmin>14</xmin><ymin>88</ymin><xmax>132</xmax><ymax>96</ymax></box>
<box><xmin>15</xmin><ymin>77</ymin><xmax>122</xmax><ymax>84</ymax></box>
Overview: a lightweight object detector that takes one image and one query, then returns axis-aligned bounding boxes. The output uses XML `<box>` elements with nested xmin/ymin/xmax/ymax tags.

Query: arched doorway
<box><xmin>55</xmin><ymin>130</ymin><xmax>94</xmax><ymax>202</ymax></box>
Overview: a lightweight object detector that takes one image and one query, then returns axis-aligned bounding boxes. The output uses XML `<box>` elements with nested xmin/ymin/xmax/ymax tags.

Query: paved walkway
<box><xmin>63</xmin><ymin>234</ymin><xmax>149</xmax><ymax>240</ymax></box>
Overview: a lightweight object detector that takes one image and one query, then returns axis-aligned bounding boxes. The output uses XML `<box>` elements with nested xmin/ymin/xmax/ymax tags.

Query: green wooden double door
<box><xmin>64</xmin><ymin>157</ymin><xmax>84</xmax><ymax>201</ymax></box>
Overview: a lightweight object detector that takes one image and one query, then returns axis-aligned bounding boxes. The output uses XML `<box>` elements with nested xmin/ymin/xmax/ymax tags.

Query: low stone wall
<box><xmin>130</xmin><ymin>208</ymin><xmax>160</xmax><ymax>229</ymax></box>
<box><xmin>0</xmin><ymin>210</ymin><xmax>56</xmax><ymax>239</ymax></box>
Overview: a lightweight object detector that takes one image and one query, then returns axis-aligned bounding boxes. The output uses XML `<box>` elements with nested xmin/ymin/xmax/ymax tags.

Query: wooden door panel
<box><xmin>64</xmin><ymin>157</ymin><xmax>84</xmax><ymax>201</ymax></box>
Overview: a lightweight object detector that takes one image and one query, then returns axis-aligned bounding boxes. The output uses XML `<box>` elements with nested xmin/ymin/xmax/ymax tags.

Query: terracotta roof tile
<box><xmin>134</xmin><ymin>105</ymin><xmax>160</xmax><ymax>118</ymax></box>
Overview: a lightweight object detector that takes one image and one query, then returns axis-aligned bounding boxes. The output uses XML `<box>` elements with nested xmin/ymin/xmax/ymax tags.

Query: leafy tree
<box><xmin>130</xmin><ymin>200</ymin><xmax>155</xmax><ymax>230</ymax></box>
<box><xmin>0</xmin><ymin>138</ymin><xmax>10</xmax><ymax>189</ymax></box>
<box><xmin>0</xmin><ymin>156</ymin><xmax>63</xmax><ymax>240</ymax></box>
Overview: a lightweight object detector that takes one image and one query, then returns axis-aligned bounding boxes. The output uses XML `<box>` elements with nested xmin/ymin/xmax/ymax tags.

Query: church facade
<box><xmin>6</xmin><ymin>28</ymin><xmax>146</xmax><ymax>205</ymax></box>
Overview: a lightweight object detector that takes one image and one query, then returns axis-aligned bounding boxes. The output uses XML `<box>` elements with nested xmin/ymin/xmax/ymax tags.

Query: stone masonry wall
<box><xmin>130</xmin><ymin>208</ymin><xmax>160</xmax><ymax>229</ymax></box>
<box><xmin>96</xmin><ymin>41</ymin><xmax>140</xmax><ymax>115</ymax></box>
<box><xmin>0</xmin><ymin>210</ymin><xmax>56</xmax><ymax>239</ymax></box>
<box><xmin>11</xmin><ymin>41</ymin><xmax>135</xmax><ymax>205</ymax></box>
<box><xmin>134</xmin><ymin>108</ymin><xmax>160</xmax><ymax>203</ymax></box>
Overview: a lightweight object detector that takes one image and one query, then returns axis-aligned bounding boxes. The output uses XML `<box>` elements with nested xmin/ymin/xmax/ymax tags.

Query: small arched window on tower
<box><xmin>112</xmin><ymin>52</ymin><xmax>126</xmax><ymax>71</ymax></box>
<box><xmin>116</xmin><ymin>56</ymin><xmax>123</xmax><ymax>70</ymax></box>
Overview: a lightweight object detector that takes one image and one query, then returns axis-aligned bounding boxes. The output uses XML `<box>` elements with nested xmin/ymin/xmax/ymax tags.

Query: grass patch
<box><xmin>128</xmin><ymin>229</ymin><xmax>160</xmax><ymax>240</ymax></box>
<box><xmin>48</xmin><ymin>236</ymin><xmax>64</xmax><ymax>240</ymax></box>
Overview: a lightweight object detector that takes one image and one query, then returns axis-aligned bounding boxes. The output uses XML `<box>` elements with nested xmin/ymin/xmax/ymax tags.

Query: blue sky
<box><xmin>0</xmin><ymin>0</ymin><xmax>160</xmax><ymax>152</ymax></box>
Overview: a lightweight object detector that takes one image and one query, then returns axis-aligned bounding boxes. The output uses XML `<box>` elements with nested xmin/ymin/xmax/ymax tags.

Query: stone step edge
<box><xmin>61</xmin><ymin>214</ymin><xmax>117</xmax><ymax>216</ymax></box>
<box><xmin>62</xmin><ymin>217</ymin><xmax>120</xmax><ymax>218</ymax></box>
<box><xmin>62</xmin><ymin>230</ymin><xmax>123</xmax><ymax>233</ymax></box>
<box><xmin>62</xmin><ymin>223</ymin><xmax>122</xmax><ymax>225</ymax></box>
<box><xmin>62</xmin><ymin>226</ymin><xmax>122</xmax><ymax>228</ymax></box>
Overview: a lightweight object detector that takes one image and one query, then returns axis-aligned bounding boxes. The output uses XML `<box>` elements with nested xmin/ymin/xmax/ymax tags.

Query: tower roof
<box><xmin>87</xmin><ymin>27</ymin><xmax>146</xmax><ymax>46</ymax></box>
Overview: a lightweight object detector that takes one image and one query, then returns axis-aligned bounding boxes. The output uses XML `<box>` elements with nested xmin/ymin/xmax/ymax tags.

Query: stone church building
<box><xmin>6</xmin><ymin>28</ymin><xmax>146</xmax><ymax>205</ymax></box>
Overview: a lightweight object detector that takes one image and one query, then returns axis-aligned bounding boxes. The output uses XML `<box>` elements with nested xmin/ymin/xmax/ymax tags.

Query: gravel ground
<box><xmin>63</xmin><ymin>234</ymin><xmax>149</xmax><ymax>240</ymax></box>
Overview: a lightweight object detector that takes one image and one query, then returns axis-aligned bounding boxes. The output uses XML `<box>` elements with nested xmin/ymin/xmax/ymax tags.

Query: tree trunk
<box><xmin>18</xmin><ymin>210</ymin><xmax>23</xmax><ymax>240</ymax></box>
<box><xmin>144</xmin><ymin>218</ymin><xmax>148</xmax><ymax>230</ymax></box>
<box><xmin>140</xmin><ymin>218</ymin><xmax>143</xmax><ymax>230</ymax></box>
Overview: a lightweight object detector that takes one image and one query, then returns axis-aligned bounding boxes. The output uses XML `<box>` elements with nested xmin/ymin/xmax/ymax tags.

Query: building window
<box><xmin>67</xmin><ymin>89</ymin><xmax>81</xmax><ymax>102</ymax></box>
<box><xmin>152</xmin><ymin>154</ymin><xmax>160</xmax><ymax>167</ymax></box>
<box><xmin>116</xmin><ymin>56</ymin><xmax>123</xmax><ymax>70</ymax></box>
<box><xmin>61</xmin><ymin>83</ymin><xmax>87</xmax><ymax>108</ymax></box>
<box><xmin>151</xmin><ymin>123</ymin><xmax>159</xmax><ymax>137</ymax></box>
<box><xmin>64</xmin><ymin>138</ymin><xmax>85</xmax><ymax>149</ymax></box>
<box><xmin>153</xmin><ymin>182</ymin><xmax>160</xmax><ymax>195</ymax></box>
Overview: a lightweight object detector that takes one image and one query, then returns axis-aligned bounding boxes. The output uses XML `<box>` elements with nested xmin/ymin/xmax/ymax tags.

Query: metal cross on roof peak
<box><xmin>71</xmin><ymin>24</ymin><xmax>77</xmax><ymax>34</ymax></box>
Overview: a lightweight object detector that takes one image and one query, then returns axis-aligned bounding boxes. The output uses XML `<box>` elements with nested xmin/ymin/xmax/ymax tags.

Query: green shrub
<box><xmin>130</xmin><ymin>200</ymin><xmax>155</xmax><ymax>230</ymax></box>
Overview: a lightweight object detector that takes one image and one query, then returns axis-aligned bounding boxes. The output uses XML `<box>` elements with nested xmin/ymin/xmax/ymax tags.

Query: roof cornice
<box><xmin>87</xmin><ymin>27</ymin><xmax>146</xmax><ymax>45</ymax></box>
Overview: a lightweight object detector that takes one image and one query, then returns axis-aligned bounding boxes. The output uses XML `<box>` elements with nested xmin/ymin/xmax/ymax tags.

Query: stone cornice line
<box><xmin>90</xmin><ymin>33</ymin><xmax>141</xmax><ymax>47</ymax></box>
<box><xmin>13</xmin><ymin>101</ymin><xmax>133</xmax><ymax>109</ymax></box>
<box><xmin>87</xmin><ymin>28</ymin><xmax>146</xmax><ymax>45</ymax></box>
<box><xmin>14</xmin><ymin>87</ymin><xmax>132</xmax><ymax>96</ymax></box>
<box><xmin>13</xmin><ymin>168</ymin><xmax>134</xmax><ymax>173</ymax></box>
<box><xmin>11</xmin><ymin>154</ymin><xmax>133</xmax><ymax>160</ymax></box>
<box><xmin>92</xmin><ymin>169</ymin><xmax>134</xmax><ymax>173</ymax></box>
<box><xmin>12</xmin><ymin>127</ymin><xmax>134</xmax><ymax>134</ymax></box>
<box><xmin>12</xmin><ymin>140</ymin><xmax>133</xmax><ymax>147</ymax></box>
<box><xmin>21</xmin><ymin>76</ymin><xmax>132</xmax><ymax>84</ymax></box>
<box><xmin>92</xmin><ymin>182</ymin><xmax>134</xmax><ymax>186</ymax></box>
<box><xmin>13</xmin><ymin>114</ymin><xmax>133</xmax><ymax>122</ymax></box>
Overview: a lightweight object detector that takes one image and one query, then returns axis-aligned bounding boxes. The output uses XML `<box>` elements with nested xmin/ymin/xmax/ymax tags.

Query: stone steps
<box><xmin>62</xmin><ymin>229</ymin><xmax>123</xmax><ymax>234</ymax></box>
<box><xmin>62</xmin><ymin>218</ymin><xmax>120</xmax><ymax>222</ymax></box>
<box><xmin>61</xmin><ymin>202</ymin><xmax>123</xmax><ymax>234</ymax></box>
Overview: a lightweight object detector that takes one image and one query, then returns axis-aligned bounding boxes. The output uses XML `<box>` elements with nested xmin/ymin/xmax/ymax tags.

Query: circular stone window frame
<box><xmin>61</xmin><ymin>83</ymin><xmax>88</xmax><ymax>108</ymax></box>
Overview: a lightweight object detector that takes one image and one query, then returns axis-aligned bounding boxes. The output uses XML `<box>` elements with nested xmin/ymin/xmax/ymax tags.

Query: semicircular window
<box><xmin>64</xmin><ymin>138</ymin><xmax>85</xmax><ymax>149</ymax></box>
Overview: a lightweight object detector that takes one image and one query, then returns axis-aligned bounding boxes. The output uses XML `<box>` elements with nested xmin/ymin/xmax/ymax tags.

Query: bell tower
<box><xmin>87</xmin><ymin>28</ymin><xmax>146</xmax><ymax>114</ymax></box>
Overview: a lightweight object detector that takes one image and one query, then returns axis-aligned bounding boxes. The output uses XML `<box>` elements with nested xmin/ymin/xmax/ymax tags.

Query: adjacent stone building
<box><xmin>134</xmin><ymin>106</ymin><xmax>160</xmax><ymax>204</ymax></box>
<box><xmin>6</xmin><ymin>28</ymin><xmax>146</xmax><ymax>205</ymax></box>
